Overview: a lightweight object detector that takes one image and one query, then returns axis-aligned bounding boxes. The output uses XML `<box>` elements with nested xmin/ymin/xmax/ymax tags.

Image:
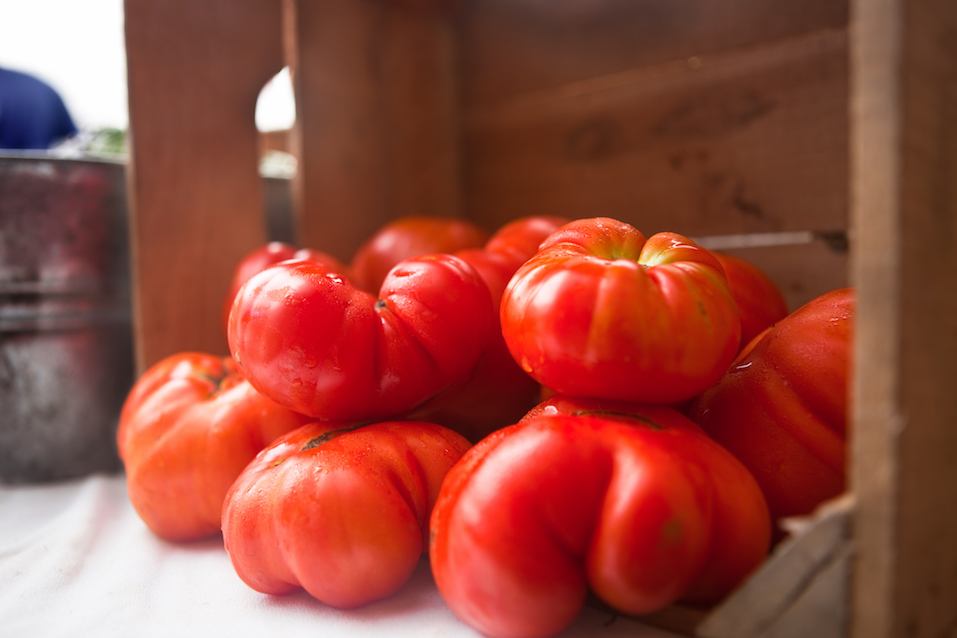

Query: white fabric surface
<box><xmin>0</xmin><ymin>475</ymin><xmax>677</xmax><ymax>638</ymax></box>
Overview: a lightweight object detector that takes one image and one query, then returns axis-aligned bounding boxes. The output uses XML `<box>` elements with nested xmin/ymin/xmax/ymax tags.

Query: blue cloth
<box><xmin>0</xmin><ymin>68</ymin><xmax>78</xmax><ymax>150</ymax></box>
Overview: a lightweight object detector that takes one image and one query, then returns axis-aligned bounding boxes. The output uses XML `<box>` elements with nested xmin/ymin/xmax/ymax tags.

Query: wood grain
<box><xmin>288</xmin><ymin>0</ymin><xmax>463</xmax><ymax>261</ymax></box>
<box><xmin>125</xmin><ymin>0</ymin><xmax>283</xmax><ymax>370</ymax></box>
<box><xmin>463</xmin><ymin>28</ymin><xmax>848</xmax><ymax>237</ymax></box>
<box><xmin>460</xmin><ymin>0</ymin><xmax>848</xmax><ymax>104</ymax></box>
<box><xmin>851</xmin><ymin>0</ymin><xmax>957</xmax><ymax>636</ymax></box>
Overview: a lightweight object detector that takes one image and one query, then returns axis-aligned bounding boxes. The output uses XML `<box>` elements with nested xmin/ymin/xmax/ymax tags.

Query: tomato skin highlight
<box><xmin>714</xmin><ymin>252</ymin><xmax>789</xmax><ymax>348</ymax></box>
<box><xmin>351</xmin><ymin>216</ymin><xmax>487</xmax><ymax>292</ymax></box>
<box><xmin>228</xmin><ymin>254</ymin><xmax>495</xmax><ymax>421</ymax></box>
<box><xmin>501</xmin><ymin>218</ymin><xmax>741</xmax><ymax>404</ymax></box>
<box><xmin>222</xmin><ymin>242</ymin><xmax>345</xmax><ymax>331</ymax></box>
<box><xmin>117</xmin><ymin>352</ymin><xmax>311</xmax><ymax>541</ymax></box>
<box><xmin>430</xmin><ymin>405</ymin><xmax>769</xmax><ymax>638</ymax></box>
<box><xmin>692</xmin><ymin>288</ymin><xmax>854</xmax><ymax>522</ymax></box>
<box><xmin>222</xmin><ymin>421</ymin><xmax>471</xmax><ymax>609</ymax></box>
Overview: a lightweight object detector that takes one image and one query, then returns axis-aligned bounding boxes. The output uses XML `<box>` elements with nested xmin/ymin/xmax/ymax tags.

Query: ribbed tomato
<box><xmin>692</xmin><ymin>288</ymin><xmax>853</xmax><ymax>522</ymax></box>
<box><xmin>501</xmin><ymin>218</ymin><xmax>740</xmax><ymax>404</ymax></box>
<box><xmin>222</xmin><ymin>421</ymin><xmax>470</xmax><ymax>608</ymax></box>
<box><xmin>228</xmin><ymin>254</ymin><xmax>495</xmax><ymax>421</ymax></box>
<box><xmin>430</xmin><ymin>406</ymin><xmax>768</xmax><ymax>638</ymax></box>
<box><xmin>523</xmin><ymin>396</ymin><xmax>770</xmax><ymax>604</ymax></box>
<box><xmin>117</xmin><ymin>353</ymin><xmax>310</xmax><ymax>541</ymax></box>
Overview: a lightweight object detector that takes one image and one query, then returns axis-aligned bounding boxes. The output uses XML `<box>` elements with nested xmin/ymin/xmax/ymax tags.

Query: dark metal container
<box><xmin>0</xmin><ymin>154</ymin><xmax>133</xmax><ymax>482</ymax></box>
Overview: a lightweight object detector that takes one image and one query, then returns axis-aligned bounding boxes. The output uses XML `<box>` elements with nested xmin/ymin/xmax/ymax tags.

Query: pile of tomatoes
<box><xmin>117</xmin><ymin>215</ymin><xmax>853</xmax><ymax>638</ymax></box>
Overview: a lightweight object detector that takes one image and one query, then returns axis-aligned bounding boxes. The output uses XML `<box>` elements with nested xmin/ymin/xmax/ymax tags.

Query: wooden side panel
<box><xmin>289</xmin><ymin>0</ymin><xmax>462</xmax><ymax>260</ymax></box>
<box><xmin>463</xmin><ymin>29</ymin><xmax>848</xmax><ymax>237</ymax></box>
<box><xmin>460</xmin><ymin>0</ymin><xmax>848</xmax><ymax>104</ymax></box>
<box><xmin>851</xmin><ymin>0</ymin><xmax>957</xmax><ymax>636</ymax></box>
<box><xmin>125</xmin><ymin>0</ymin><xmax>283</xmax><ymax>369</ymax></box>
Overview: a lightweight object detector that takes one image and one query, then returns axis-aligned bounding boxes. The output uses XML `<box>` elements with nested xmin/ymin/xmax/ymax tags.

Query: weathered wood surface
<box><xmin>125</xmin><ymin>0</ymin><xmax>283</xmax><ymax>368</ymax></box>
<box><xmin>463</xmin><ymin>29</ymin><xmax>849</xmax><ymax>238</ymax></box>
<box><xmin>288</xmin><ymin>0</ymin><xmax>462</xmax><ymax>260</ymax></box>
<box><xmin>851</xmin><ymin>0</ymin><xmax>957</xmax><ymax>636</ymax></box>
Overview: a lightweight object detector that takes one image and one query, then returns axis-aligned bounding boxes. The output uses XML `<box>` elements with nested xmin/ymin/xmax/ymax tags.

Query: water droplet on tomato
<box><xmin>520</xmin><ymin>357</ymin><xmax>533</xmax><ymax>373</ymax></box>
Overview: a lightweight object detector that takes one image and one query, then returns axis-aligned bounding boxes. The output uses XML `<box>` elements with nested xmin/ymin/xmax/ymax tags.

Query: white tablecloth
<box><xmin>0</xmin><ymin>475</ymin><xmax>677</xmax><ymax>638</ymax></box>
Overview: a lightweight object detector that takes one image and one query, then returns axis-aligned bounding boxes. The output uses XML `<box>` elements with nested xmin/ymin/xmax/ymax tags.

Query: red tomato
<box><xmin>431</xmin><ymin>408</ymin><xmax>766</xmax><ymax>638</ymax></box>
<box><xmin>714</xmin><ymin>253</ymin><xmax>788</xmax><ymax>347</ymax></box>
<box><xmin>411</xmin><ymin>217</ymin><xmax>567</xmax><ymax>440</ymax></box>
<box><xmin>523</xmin><ymin>396</ymin><xmax>770</xmax><ymax>604</ymax></box>
<box><xmin>501</xmin><ymin>218</ymin><xmax>740</xmax><ymax>404</ymax></box>
<box><xmin>117</xmin><ymin>353</ymin><xmax>311</xmax><ymax>541</ymax></box>
<box><xmin>223</xmin><ymin>242</ymin><xmax>345</xmax><ymax>330</ymax></box>
<box><xmin>351</xmin><ymin>216</ymin><xmax>487</xmax><ymax>292</ymax></box>
<box><xmin>222</xmin><ymin>421</ymin><xmax>470</xmax><ymax>608</ymax></box>
<box><xmin>228</xmin><ymin>254</ymin><xmax>495</xmax><ymax>421</ymax></box>
<box><xmin>483</xmin><ymin>215</ymin><xmax>569</xmax><ymax>272</ymax></box>
<box><xmin>691</xmin><ymin>288</ymin><xmax>853</xmax><ymax>522</ymax></box>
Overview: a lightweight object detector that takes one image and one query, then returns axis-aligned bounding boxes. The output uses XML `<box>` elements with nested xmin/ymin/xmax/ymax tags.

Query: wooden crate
<box><xmin>123</xmin><ymin>1</ymin><xmax>957</xmax><ymax>636</ymax></box>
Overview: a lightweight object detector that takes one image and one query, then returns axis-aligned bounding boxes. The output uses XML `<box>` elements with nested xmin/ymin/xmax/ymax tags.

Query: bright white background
<box><xmin>0</xmin><ymin>0</ymin><xmax>294</xmax><ymax>132</ymax></box>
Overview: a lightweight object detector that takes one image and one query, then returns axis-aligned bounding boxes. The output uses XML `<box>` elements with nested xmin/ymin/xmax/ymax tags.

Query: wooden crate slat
<box><xmin>463</xmin><ymin>28</ymin><xmax>848</xmax><ymax>237</ymax></box>
<box><xmin>851</xmin><ymin>0</ymin><xmax>957</xmax><ymax>635</ymax></box>
<box><xmin>461</xmin><ymin>0</ymin><xmax>848</xmax><ymax>104</ymax></box>
<box><xmin>288</xmin><ymin>0</ymin><xmax>462</xmax><ymax>260</ymax></box>
<box><xmin>125</xmin><ymin>0</ymin><xmax>283</xmax><ymax>369</ymax></box>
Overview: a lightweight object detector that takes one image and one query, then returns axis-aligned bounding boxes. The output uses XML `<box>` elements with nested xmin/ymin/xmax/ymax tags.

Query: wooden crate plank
<box><xmin>697</xmin><ymin>495</ymin><xmax>853</xmax><ymax>638</ymax></box>
<box><xmin>288</xmin><ymin>0</ymin><xmax>462</xmax><ymax>260</ymax></box>
<box><xmin>461</xmin><ymin>0</ymin><xmax>848</xmax><ymax>104</ymax></box>
<box><xmin>125</xmin><ymin>0</ymin><xmax>283</xmax><ymax>370</ymax></box>
<box><xmin>851</xmin><ymin>0</ymin><xmax>957</xmax><ymax>636</ymax></box>
<box><xmin>463</xmin><ymin>29</ymin><xmax>848</xmax><ymax>237</ymax></box>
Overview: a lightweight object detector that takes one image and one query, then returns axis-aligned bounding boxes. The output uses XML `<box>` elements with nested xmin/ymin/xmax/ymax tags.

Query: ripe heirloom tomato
<box><xmin>483</xmin><ymin>215</ymin><xmax>569</xmax><ymax>273</ymax></box>
<box><xmin>412</xmin><ymin>216</ymin><xmax>567</xmax><ymax>440</ymax></box>
<box><xmin>222</xmin><ymin>242</ymin><xmax>345</xmax><ymax>331</ymax></box>
<box><xmin>228</xmin><ymin>254</ymin><xmax>495</xmax><ymax>421</ymax></box>
<box><xmin>222</xmin><ymin>421</ymin><xmax>470</xmax><ymax>609</ymax></box>
<box><xmin>351</xmin><ymin>216</ymin><xmax>487</xmax><ymax>292</ymax></box>
<box><xmin>430</xmin><ymin>407</ymin><xmax>768</xmax><ymax>638</ymax></box>
<box><xmin>117</xmin><ymin>353</ymin><xmax>311</xmax><ymax>541</ymax></box>
<box><xmin>501</xmin><ymin>218</ymin><xmax>740</xmax><ymax>404</ymax></box>
<box><xmin>523</xmin><ymin>396</ymin><xmax>770</xmax><ymax>605</ymax></box>
<box><xmin>714</xmin><ymin>252</ymin><xmax>788</xmax><ymax>348</ymax></box>
<box><xmin>692</xmin><ymin>288</ymin><xmax>854</xmax><ymax>522</ymax></box>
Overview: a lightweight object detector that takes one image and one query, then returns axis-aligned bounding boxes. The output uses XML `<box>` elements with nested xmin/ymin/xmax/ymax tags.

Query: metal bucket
<box><xmin>0</xmin><ymin>154</ymin><xmax>133</xmax><ymax>482</ymax></box>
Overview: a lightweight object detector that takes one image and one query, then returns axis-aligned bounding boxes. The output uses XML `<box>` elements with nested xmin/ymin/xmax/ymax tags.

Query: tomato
<box><xmin>223</xmin><ymin>242</ymin><xmax>345</xmax><ymax>330</ymax></box>
<box><xmin>691</xmin><ymin>288</ymin><xmax>853</xmax><ymax>522</ymax></box>
<box><xmin>222</xmin><ymin>420</ymin><xmax>470</xmax><ymax>608</ymax></box>
<box><xmin>523</xmin><ymin>396</ymin><xmax>770</xmax><ymax>605</ymax></box>
<box><xmin>412</xmin><ymin>217</ymin><xmax>567</xmax><ymax>440</ymax></box>
<box><xmin>501</xmin><ymin>218</ymin><xmax>740</xmax><ymax>404</ymax></box>
<box><xmin>483</xmin><ymin>215</ymin><xmax>569</xmax><ymax>273</ymax></box>
<box><xmin>714</xmin><ymin>252</ymin><xmax>788</xmax><ymax>348</ymax></box>
<box><xmin>351</xmin><ymin>216</ymin><xmax>487</xmax><ymax>292</ymax></box>
<box><xmin>228</xmin><ymin>254</ymin><xmax>495</xmax><ymax>421</ymax></box>
<box><xmin>430</xmin><ymin>406</ymin><xmax>767</xmax><ymax>638</ymax></box>
<box><xmin>117</xmin><ymin>353</ymin><xmax>311</xmax><ymax>541</ymax></box>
